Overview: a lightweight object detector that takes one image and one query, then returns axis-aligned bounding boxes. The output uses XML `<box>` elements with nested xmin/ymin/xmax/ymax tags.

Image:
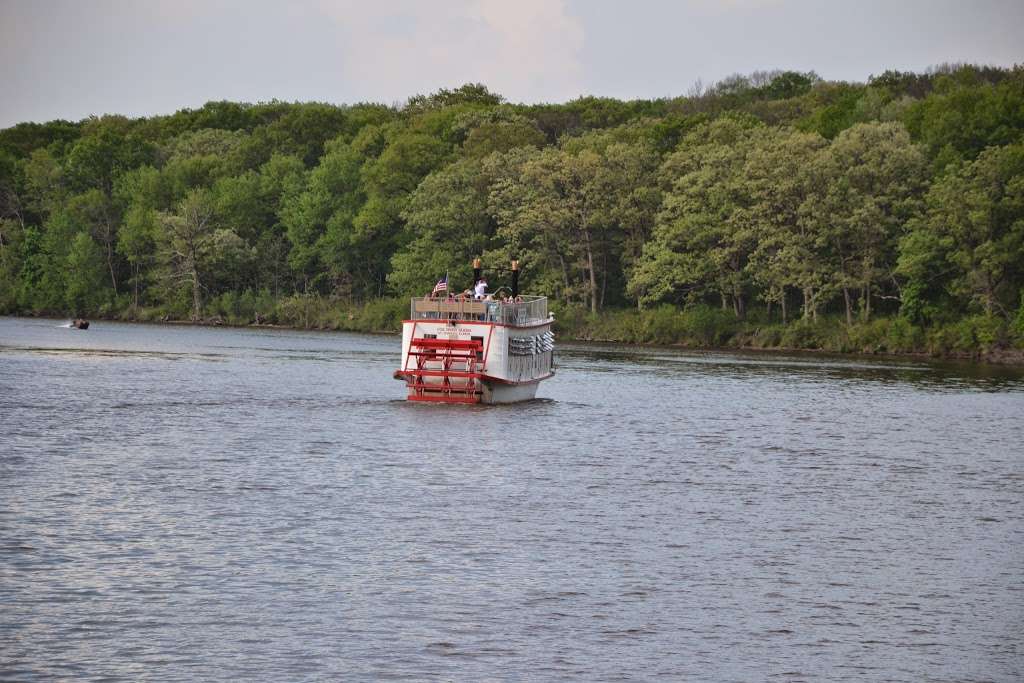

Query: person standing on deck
<box><xmin>474</xmin><ymin>278</ymin><xmax>487</xmax><ymax>300</ymax></box>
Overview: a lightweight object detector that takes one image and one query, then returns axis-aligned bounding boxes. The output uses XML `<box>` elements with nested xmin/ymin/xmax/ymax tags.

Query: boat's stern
<box><xmin>395</xmin><ymin>297</ymin><xmax>554</xmax><ymax>404</ymax></box>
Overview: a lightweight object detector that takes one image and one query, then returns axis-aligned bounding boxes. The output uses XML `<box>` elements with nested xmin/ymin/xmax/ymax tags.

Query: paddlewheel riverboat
<box><xmin>394</xmin><ymin>261</ymin><xmax>555</xmax><ymax>404</ymax></box>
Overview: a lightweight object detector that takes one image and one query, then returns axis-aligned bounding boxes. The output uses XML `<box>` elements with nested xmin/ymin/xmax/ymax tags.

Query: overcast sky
<box><xmin>1</xmin><ymin>0</ymin><xmax>1022</xmax><ymax>128</ymax></box>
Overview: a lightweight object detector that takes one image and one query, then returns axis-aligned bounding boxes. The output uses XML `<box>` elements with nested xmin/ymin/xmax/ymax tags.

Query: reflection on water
<box><xmin>1</xmin><ymin>316</ymin><xmax>1023</xmax><ymax>682</ymax></box>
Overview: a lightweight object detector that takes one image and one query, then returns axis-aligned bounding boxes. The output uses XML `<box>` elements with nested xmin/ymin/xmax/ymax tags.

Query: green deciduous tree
<box><xmin>903</xmin><ymin>67</ymin><xmax>1024</xmax><ymax>167</ymax></box>
<box><xmin>22</xmin><ymin>148</ymin><xmax>67</xmax><ymax>219</ymax></box>
<box><xmin>406</xmin><ymin>83</ymin><xmax>504</xmax><ymax>112</ymax></box>
<box><xmin>0</xmin><ymin>218</ymin><xmax>23</xmax><ymax>312</ymax></box>
<box><xmin>350</xmin><ymin>131</ymin><xmax>452</xmax><ymax>297</ymax></box>
<box><xmin>118</xmin><ymin>202</ymin><xmax>157</xmax><ymax>309</ymax></box>
<box><xmin>64</xmin><ymin>231</ymin><xmax>107</xmax><ymax>314</ymax></box>
<box><xmin>28</xmin><ymin>210</ymin><xmax>78</xmax><ymax>312</ymax></box>
<box><xmin>900</xmin><ymin>143</ymin><xmax>1024</xmax><ymax>318</ymax></box>
<box><xmin>743</xmin><ymin>128</ymin><xmax>828</xmax><ymax>322</ymax></box>
<box><xmin>64</xmin><ymin>120</ymin><xmax>155</xmax><ymax>194</ymax></box>
<box><xmin>157</xmin><ymin>189</ymin><xmax>217</xmax><ymax>320</ymax></box>
<box><xmin>390</xmin><ymin>157</ymin><xmax>497</xmax><ymax>295</ymax></box>
<box><xmin>114</xmin><ymin>165</ymin><xmax>165</xmax><ymax>309</ymax></box>
<box><xmin>67</xmin><ymin>189</ymin><xmax>121</xmax><ymax>294</ymax></box>
<box><xmin>491</xmin><ymin>147</ymin><xmax>613</xmax><ymax>312</ymax></box>
<box><xmin>280</xmin><ymin>140</ymin><xmax>363</xmax><ymax>293</ymax></box>
<box><xmin>801</xmin><ymin>122</ymin><xmax>927</xmax><ymax>322</ymax></box>
<box><xmin>632</xmin><ymin>118</ymin><xmax>762</xmax><ymax>316</ymax></box>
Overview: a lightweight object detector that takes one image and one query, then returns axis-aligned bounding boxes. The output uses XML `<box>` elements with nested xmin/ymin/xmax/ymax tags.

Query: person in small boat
<box><xmin>474</xmin><ymin>278</ymin><xmax>487</xmax><ymax>299</ymax></box>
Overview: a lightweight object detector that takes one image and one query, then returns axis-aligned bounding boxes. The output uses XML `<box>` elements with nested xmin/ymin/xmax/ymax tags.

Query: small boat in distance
<box><xmin>394</xmin><ymin>260</ymin><xmax>555</xmax><ymax>404</ymax></box>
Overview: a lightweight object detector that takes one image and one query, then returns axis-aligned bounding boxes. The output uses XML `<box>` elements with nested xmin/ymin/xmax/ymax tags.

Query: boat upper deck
<box><xmin>409</xmin><ymin>295</ymin><xmax>549</xmax><ymax>326</ymax></box>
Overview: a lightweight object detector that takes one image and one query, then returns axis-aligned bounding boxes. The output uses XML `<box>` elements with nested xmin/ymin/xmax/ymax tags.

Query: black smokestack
<box><xmin>473</xmin><ymin>258</ymin><xmax>481</xmax><ymax>288</ymax></box>
<box><xmin>510</xmin><ymin>259</ymin><xmax>519</xmax><ymax>298</ymax></box>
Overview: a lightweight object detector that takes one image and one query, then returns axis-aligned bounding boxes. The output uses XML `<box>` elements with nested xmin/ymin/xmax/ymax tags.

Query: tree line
<box><xmin>1</xmin><ymin>66</ymin><xmax>1023</xmax><ymax>350</ymax></box>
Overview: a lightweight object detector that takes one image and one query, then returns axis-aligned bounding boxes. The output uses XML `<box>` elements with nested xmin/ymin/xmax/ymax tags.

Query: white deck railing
<box><xmin>410</xmin><ymin>295</ymin><xmax>549</xmax><ymax>325</ymax></box>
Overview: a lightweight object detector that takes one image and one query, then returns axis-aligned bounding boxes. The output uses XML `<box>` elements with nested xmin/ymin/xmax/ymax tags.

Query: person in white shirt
<box><xmin>474</xmin><ymin>279</ymin><xmax>487</xmax><ymax>299</ymax></box>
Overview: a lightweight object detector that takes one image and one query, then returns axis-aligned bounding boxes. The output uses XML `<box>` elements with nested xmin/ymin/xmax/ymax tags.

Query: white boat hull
<box><xmin>481</xmin><ymin>378</ymin><xmax>543</xmax><ymax>404</ymax></box>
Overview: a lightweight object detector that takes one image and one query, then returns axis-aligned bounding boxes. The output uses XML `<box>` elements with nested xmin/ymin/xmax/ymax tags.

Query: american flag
<box><xmin>432</xmin><ymin>274</ymin><xmax>448</xmax><ymax>296</ymax></box>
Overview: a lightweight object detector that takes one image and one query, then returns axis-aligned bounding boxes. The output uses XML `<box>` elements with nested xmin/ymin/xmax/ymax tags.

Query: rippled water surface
<box><xmin>2</xmin><ymin>316</ymin><xmax>1023</xmax><ymax>681</ymax></box>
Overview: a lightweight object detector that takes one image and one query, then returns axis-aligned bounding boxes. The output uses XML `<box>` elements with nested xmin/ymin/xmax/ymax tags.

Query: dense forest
<box><xmin>2</xmin><ymin>65</ymin><xmax>1023</xmax><ymax>357</ymax></box>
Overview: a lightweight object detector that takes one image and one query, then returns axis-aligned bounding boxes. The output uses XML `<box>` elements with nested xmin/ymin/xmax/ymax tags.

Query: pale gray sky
<box><xmin>1</xmin><ymin>0</ymin><xmax>1022</xmax><ymax>128</ymax></box>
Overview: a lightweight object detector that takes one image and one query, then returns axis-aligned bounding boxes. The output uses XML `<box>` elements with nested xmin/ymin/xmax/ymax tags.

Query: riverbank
<box><xmin>11</xmin><ymin>294</ymin><xmax>1024</xmax><ymax>365</ymax></box>
<box><xmin>554</xmin><ymin>304</ymin><xmax>1024</xmax><ymax>365</ymax></box>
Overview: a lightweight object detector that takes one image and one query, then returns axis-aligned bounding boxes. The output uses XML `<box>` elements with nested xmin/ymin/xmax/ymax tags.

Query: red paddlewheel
<box><xmin>405</xmin><ymin>337</ymin><xmax>484</xmax><ymax>403</ymax></box>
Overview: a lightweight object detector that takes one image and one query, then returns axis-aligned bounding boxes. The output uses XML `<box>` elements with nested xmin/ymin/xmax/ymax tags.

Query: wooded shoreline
<box><xmin>17</xmin><ymin>304</ymin><xmax>1024</xmax><ymax>367</ymax></box>
<box><xmin>3</xmin><ymin>67</ymin><xmax>1023</xmax><ymax>356</ymax></box>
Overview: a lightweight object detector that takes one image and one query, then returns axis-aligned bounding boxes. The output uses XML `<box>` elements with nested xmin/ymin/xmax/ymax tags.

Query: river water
<box><xmin>1</xmin><ymin>316</ymin><xmax>1022</xmax><ymax>681</ymax></box>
